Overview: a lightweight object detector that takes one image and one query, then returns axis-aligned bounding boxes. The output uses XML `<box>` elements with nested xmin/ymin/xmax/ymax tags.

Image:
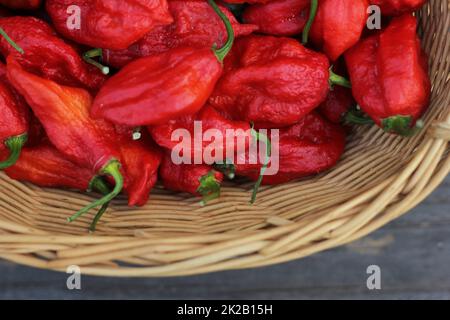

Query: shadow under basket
<box><xmin>0</xmin><ymin>0</ymin><xmax>449</xmax><ymax>277</ymax></box>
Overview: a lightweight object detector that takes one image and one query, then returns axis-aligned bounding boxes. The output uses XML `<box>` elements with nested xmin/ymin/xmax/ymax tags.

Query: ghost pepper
<box><xmin>6</xmin><ymin>57</ymin><xmax>125</xmax><ymax>222</ymax></box>
<box><xmin>0</xmin><ymin>63</ymin><xmax>29</xmax><ymax>170</ymax></box>
<box><xmin>209</xmin><ymin>35</ymin><xmax>349</xmax><ymax>128</ymax></box>
<box><xmin>160</xmin><ymin>153</ymin><xmax>224</xmax><ymax>204</ymax></box>
<box><xmin>46</xmin><ymin>0</ymin><xmax>173</xmax><ymax>50</ymax></box>
<box><xmin>319</xmin><ymin>86</ymin><xmax>355</xmax><ymax>124</ymax></box>
<box><xmin>344</xmin><ymin>14</ymin><xmax>431</xmax><ymax>136</ymax></box>
<box><xmin>0</xmin><ymin>0</ymin><xmax>41</xmax><ymax>9</ymax></box>
<box><xmin>308</xmin><ymin>0</ymin><xmax>369</xmax><ymax>61</ymax></box>
<box><xmin>370</xmin><ymin>0</ymin><xmax>428</xmax><ymax>16</ymax></box>
<box><xmin>91</xmin><ymin>0</ymin><xmax>235</xmax><ymax>126</ymax></box>
<box><xmin>242</xmin><ymin>0</ymin><xmax>310</xmax><ymax>36</ymax></box>
<box><xmin>0</xmin><ymin>17</ymin><xmax>106</xmax><ymax>92</ymax></box>
<box><xmin>102</xmin><ymin>0</ymin><xmax>257</xmax><ymax>69</ymax></box>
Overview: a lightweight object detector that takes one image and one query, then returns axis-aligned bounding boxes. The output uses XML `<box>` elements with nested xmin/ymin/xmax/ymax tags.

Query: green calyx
<box><xmin>67</xmin><ymin>160</ymin><xmax>123</xmax><ymax>223</ymax></box>
<box><xmin>345</xmin><ymin>107</ymin><xmax>374</xmax><ymax>125</ymax></box>
<box><xmin>208</xmin><ymin>0</ymin><xmax>235</xmax><ymax>63</ymax></box>
<box><xmin>302</xmin><ymin>0</ymin><xmax>318</xmax><ymax>45</ymax></box>
<box><xmin>0</xmin><ymin>133</ymin><xmax>28</xmax><ymax>170</ymax></box>
<box><xmin>382</xmin><ymin>115</ymin><xmax>423</xmax><ymax>137</ymax></box>
<box><xmin>0</xmin><ymin>27</ymin><xmax>24</xmax><ymax>54</ymax></box>
<box><xmin>329</xmin><ymin>68</ymin><xmax>352</xmax><ymax>89</ymax></box>
<box><xmin>83</xmin><ymin>48</ymin><xmax>110</xmax><ymax>75</ymax></box>
<box><xmin>215</xmin><ymin>160</ymin><xmax>236</xmax><ymax>180</ymax></box>
<box><xmin>197</xmin><ymin>171</ymin><xmax>221</xmax><ymax>206</ymax></box>
<box><xmin>250</xmin><ymin>127</ymin><xmax>271</xmax><ymax>204</ymax></box>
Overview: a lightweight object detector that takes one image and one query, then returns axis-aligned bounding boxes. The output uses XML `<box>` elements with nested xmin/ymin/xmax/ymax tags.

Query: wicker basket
<box><xmin>0</xmin><ymin>0</ymin><xmax>449</xmax><ymax>277</ymax></box>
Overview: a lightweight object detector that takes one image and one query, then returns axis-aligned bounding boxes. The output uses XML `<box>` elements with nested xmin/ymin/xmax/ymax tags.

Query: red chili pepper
<box><xmin>242</xmin><ymin>0</ymin><xmax>310</xmax><ymax>36</ymax></box>
<box><xmin>0</xmin><ymin>0</ymin><xmax>41</xmax><ymax>9</ymax></box>
<box><xmin>160</xmin><ymin>152</ymin><xmax>224</xmax><ymax>204</ymax></box>
<box><xmin>344</xmin><ymin>14</ymin><xmax>431</xmax><ymax>135</ymax></box>
<box><xmin>0</xmin><ymin>17</ymin><xmax>106</xmax><ymax>92</ymax></box>
<box><xmin>91</xmin><ymin>0</ymin><xmax>235</xmax><ymax>126</ymax></box>
<box><xmin>308</xmin><ymin>0</ymin><xmax>369</xmax><ymax>61</ymax></box>
<box><xmin>319</xmin><ymin>86</ymin><xmax>355</xmax><ymax>124</ymax></box>
<box><xmin>6</xmin><ymin>57</ymin><xmax>125</xmax><ymax>222</ymax></box>
<box><xmin>370</xmin><ymin>0</ymin><xmax>427</xmax><ymax>16</ymax></box>
<box><xmin>102</xmin><ymin>0</ymin><xmax>257</xmax><ymax>69</ymax></box>
<box><xmin>46</xmin><ymin>0</ymin><xmax>173</xmax><ymax>50</ymax></box>
<box><xmin>0</xmin><ymin>63</ymin><xmax>29</xmax><ymax>170</ymax></box>
<box><xmin>115</xmin><ymin>126</ymin><xmax>162</xmax><ymax>207</ymax></box>
<box><xmin>232</xmin><ymin>112</ymin><xmax>346</xmax><ymax>185</ymax></box>
<box><xmin>209</xmin><ymin>35</ymin><xmax>349</xmax><ymax>128</ymax></box>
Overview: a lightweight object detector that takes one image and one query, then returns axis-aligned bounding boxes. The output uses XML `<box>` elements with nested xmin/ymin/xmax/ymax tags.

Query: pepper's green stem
<box><xmin>382</xmin><ymin>115</ymin><xmax>423</xmax><ymax>137</ymax></box>
<box><xmin>197</xmin><ymin>171</ymin><xmax>221</xmax><ymax>206</ymax></box>
<box><xmin>87</xmin><ymin>177</ymin><xmax>111</xmax><ymax>232</ymax></box>
<box><xmin>0</xmin><ymin>27</ymin><xmax>24</xmax><ymax>54</ymax></box>
<box><xmin>83</xmin><ymin>48</ymin><xmax>110</xmax><ymax>75</ymax></box>
<box><xmin>67</xmin><ymin>160</ymin><xmax>123</xmax><ymax>223</ymax></box>
<box><xmin>250</xmin><ymin>128</ymin><xmax>271</xmax><ymax>204</ymax></box>
<box><xmin>345</xmin><ymin>109</ymin><xmax>374</xmax><ymax>125</ymax></box>
<box><xmin>208</xmin><ymin>0</ymin><xmax>235</xmax><ymax>63</ymax></box>
<box><xmin>302</xmin><ymin>0</ymin><xmax>318</xmax><ymax>44</ymax></box>
<box><xmin>329</xmin><ymin>69</ymin><xmax>352</xmax><ymax>89</ymax></box>
<box><xmin>0</xmin><ymin>133</ymin><xmax>27</xmax><ymax>170</ymax></box>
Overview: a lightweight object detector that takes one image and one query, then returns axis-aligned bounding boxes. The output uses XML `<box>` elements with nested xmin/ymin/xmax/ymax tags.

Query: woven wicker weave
<box><xmin>0</xmin><ymin>0</ymin><xmax>449</xmax><ymax>277</ymax></box>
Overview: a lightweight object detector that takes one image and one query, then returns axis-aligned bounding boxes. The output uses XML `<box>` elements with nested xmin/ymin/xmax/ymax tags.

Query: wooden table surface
<box><xmin>1</xmin><ymin>176</ymin><xmax>449</xmax><ymax>300</ymax></box>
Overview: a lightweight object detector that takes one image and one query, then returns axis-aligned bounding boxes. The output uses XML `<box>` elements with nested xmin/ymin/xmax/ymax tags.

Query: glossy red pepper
<box><xmin>0</xmin><ymin>63</ymin><xmax>29</xmax><ymax>170</ymax></box>
<box><xmin>232</xmin><ymin>112</ymin><xmax>346</xmax><ymax>185</ymax></box>
<box><xmin>46</xmin><ymin>0</ymin><xmax>173</xmax><ymax>50</ymax></box>
<box><xmin>102</xmin><ymin>0</ymin><xmax>257</xmax><ymax>69</ymax></box>
<box><xmin>0</xmin><ymin>17</ymin><xmax>106</xmax><ymax>92</ymax></box>
<box><xmin>308</xmin><ymin>0</ymin><xmax>369</xmax><ymax>61</ymax></box>
<box><xmin>344</xmin><ymin>14</ymin><xmax>431</xmax><ymax>135</ymax></box>
<box><xmin>0</xmin><ymin>0</ymin><xmax>41</xmax><ymax>9</ymax></box>
<box><xmin>319</xmin><ymin>86</ymin><xmax>355</xmax><ymax>124</ymax></box>
<box><xmin>91</xmin><ymin>0</ymin><xmax>235</xmax><ymax>126</ymax></box>
<box><xmin>209</xmin><ymin>35</ymin><xmax>350</xmax><ymax>128</ymax></box>
<box><xmin>242</xmin><ymin>0</ymin><xmax>310</xmax><ymax>36</ymax></box>
<box><xmin>370</xmin><ymin>0</ymin><xmax>427</xmax><ymax>16</ymax></box>
<box><xmin>160</xmin><ymin>152</ymin><xmax>224</xmax><ymax>204</ymax></box>
<box><xmin>6</xmin><ymin>57</ymin><xmax>125</xmax><ymax>222</ymax></box>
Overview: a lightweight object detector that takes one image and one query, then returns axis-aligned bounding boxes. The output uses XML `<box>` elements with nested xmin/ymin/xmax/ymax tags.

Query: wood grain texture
<box><xmin>1</xmin><ymin>176</ymin><xmax>448</xmax><ymax>300</ymax></box>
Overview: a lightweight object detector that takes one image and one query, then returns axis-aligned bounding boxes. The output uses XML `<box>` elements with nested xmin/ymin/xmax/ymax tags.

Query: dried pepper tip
<box><xmin>67</xmin><ymin>160</ymin><xmax>123</xmax><ymax>223</ymax></box>
<box><xmin>250</xmin><ymin>128</ymin><xmax>271</xmax><ymax>204</ymax></box>
<box><xmin>382</xmin><ymin>115</ymin><xmax>423</xmax><ymax>137</ymax></box>
<box><xmin>215</xmin><ymin>161</ymin><xmax>236</xmax><ymax>180</ymax></box>
<box><xmin>197</xmin><ymin>171</ymin><xmax>221</xmax><ymax>206</ymax></box>
<box><xmin>208</xmin><ymin>0</ymin><xmax>235</xmax><ymax>63</ymax></box>
<box><xmin>329</xmin><ymin>68</ymin><xmax>352</xmax><ymax>89</ymax></box>
<box><xmin>0</xmin><ymin>133</ymin><xmax>28</xmax><ymax>170</ymax></box>
<box><xmin>302</xmin><ymin>0</ymin><xmax>318</xmax><ymax>45</ymax></box>
<box><xmin>83</xmin><ymin>48</ymin><xmax>110</xmax><ymax>75</ymax></box>
<box><xmin>344</xmin><ymin>107</ymin><xmax>374</xmax><ymax>125</ymax></box>
<box><xmin>0</xmin><ymin>27</ymin><xmax>24</xmax><ymax>54</ymax></box>
<box><xmin>87</xmin><ymin>176</ymin><xmax>111</xmax><ymax>232</ymax></box>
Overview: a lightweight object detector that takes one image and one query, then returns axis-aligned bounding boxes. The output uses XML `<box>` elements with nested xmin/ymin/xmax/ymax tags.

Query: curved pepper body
<box><xmin>103</xmin><ymin>0</ymin><xmax>257</xmax><ymax>68</ymax></box>
<box><xmin>344</xmin><ymin>14</ymin><xmax>431</xmax><ymax>133</ymax></box>
<box><xmin>92</xmin><ymin>46</ymin><xmax>223</xmax><ymax>126</ymax></box>
<box><xmin>46</xmin><ymin>0</ymin><xmax>173</xmax><ymax>50</ymax></box>
<box><xmin>209</xmin><ymin>35</ymin><xmax>330</xmax><ymax>128</ymax></box>
<box><xmin>370</xmin><ymin>0</ymin><xmax>427</xmax><ymax>16</ymax></box>
<box><xmin>6</xmin><ymin>57</ymin><xmax>121</xmax><ymax>173</ymax></box>
<box><xmin>234</xmin><ymin>112</ymin><xmax>346</xmax><ymax>185</ymax></box>
<box><xmin>0</xmin><ymin>17</ymin><xmax>105</xmax><ymax>92</ymax></box>
<box><xmin>310</xmin><ymin>0</ymin><xmax>369</xmax><ymax>61</ymax></box>
<box><xmin>0</xmin><ymin>0</ymin><xmax>41</xmax><ymax>9</ymax></box>
<box><xmin>242</xmin><ymin>0</ymin><xmax>310</xmax><ymax>36</ymax></box>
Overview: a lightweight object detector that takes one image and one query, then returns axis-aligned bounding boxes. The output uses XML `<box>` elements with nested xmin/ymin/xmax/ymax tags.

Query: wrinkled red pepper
<box><xmin>0</xmin><ymin>17</ymin><xmax>106</xmax><ymax>92</ymax></box>
<box><xmin>370</xmin><ymin>0</ymin><xmax>427</xmax><ymax>16</ymax></box>
<box><xmin>209</xmin><ymin>35</ymin><xmax>349</xmax><ymax>128</ymax></box>
<box><xmin>232</xmin><ymin>112</ymin><xmax>346</xmax><ymax>185</ymax></box>
<box><xmin>344</xmin><ymin>14</ymin><xmax>431</xmax><ymax>135</ymax></box>
<box><xmin>0</xmin><ymin>0</ymin><xmax>41</xmax><ymax>9</ymax></box>
<box><xmin>6</xmin><ymin>57</ymin><xmax>125</xmax><ymax>222</ymax></box>
<box><xmin>46</xmin><ymin>0</ymin><xmax>173</xmax><ymax>50</ymax></box>
<box><xmin>309</xmin><ymin>0</ymin><xmax>369</xmax><ymax>61</ymax></box>
<box><xmin>319</xmin><ymin>86</ymin><xmax>355</xmax><ymax>124</ymax></box>
<box><xmin>91</xmin><ymin>0</ymin><xmax>235</xmax><ymax>126</ymax></box>
<box><xmin>103</xmin><ymin>0</ymin><xmax>257</xmax><ymax>69</ymax></box>
<box><xmin>0</xmin><ymin>63</ymin><xmax>29</xmax><ymax>170</ymax></box>
<box><xmin>160</xmin><ymin>152</ymin><xmax>224</xmax><ymax>204</ymax></box>
<box><xmin>242</xmin><ymin>0</ymin><xmax>310</xmax><ymax>36</ymax></box>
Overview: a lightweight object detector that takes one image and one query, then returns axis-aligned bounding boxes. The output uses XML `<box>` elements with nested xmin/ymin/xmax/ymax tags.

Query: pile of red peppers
<box><xmin>0</xmin><ymin>0</ymin><xmax>431</xmax><ymax>231</ymax></box>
